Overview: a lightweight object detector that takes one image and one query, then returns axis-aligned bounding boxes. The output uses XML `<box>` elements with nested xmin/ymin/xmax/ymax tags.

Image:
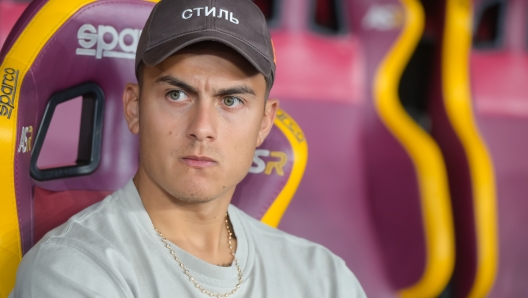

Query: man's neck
<box><xmin>133</xmin><ymin>170</ymin><xmax>237</xmax><ymax>266</ymax></box>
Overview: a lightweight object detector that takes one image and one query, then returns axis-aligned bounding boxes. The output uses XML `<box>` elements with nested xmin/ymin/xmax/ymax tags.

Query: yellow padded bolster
<box><xmin>442</xmin><ymin>0</ymin><xmax>498</xmax><ymax>297</ymax></box>
<box><xmin>261</xmin><ymin>108</ymin><xmax>308</xmax><ymax>228</ymax></box>
<box><xmin>373</xmin><ymin>0</ymin><xmax>455</xmax><ymax>297</ymax></box>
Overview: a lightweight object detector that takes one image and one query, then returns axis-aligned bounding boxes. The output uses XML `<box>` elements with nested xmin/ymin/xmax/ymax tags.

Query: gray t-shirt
<box><xmin>9</xmin><ymin>180</ymin><xmax>366</xmax><ymax>298</ymax></box>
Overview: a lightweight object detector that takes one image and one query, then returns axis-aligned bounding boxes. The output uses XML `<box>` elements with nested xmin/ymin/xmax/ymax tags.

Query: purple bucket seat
<box><xmin>469</xmin><ymin>0</ymin><xmax>528</xmax><ymax>296</ymax></box>
<box><xmin>0</xmin><ymin>0</ymin><xmax>306</xmax><ymax>295</ymax></box>
<box><xmin>268</xmin><ymin>0</ymin><xmax>456</xmax><ymax>297</ymax></box>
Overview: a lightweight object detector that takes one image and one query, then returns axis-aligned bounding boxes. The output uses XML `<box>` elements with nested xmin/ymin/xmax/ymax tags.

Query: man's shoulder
<box><xmin>12</xmin><ymin>189</ymin><xmax>134</xmax><ymax>296</ymax></box>
<box><xmin>232</xmin><ymin>206</ymin><xmax>366</xmax><ymax>297</ymax></box>
<box><xmin>232</xmin><ymin>205</ymin><xmax>343</xmax><ymax>263</ymax></box>
<box><xmin>12</xmin><ymin>219</ymin><xmax>131</xmax><ymax>298</ymax></box>
<box><xmin>38</xmin><ymin>189</ymin><xmax>125</xmax><ymax>248</ymax></box>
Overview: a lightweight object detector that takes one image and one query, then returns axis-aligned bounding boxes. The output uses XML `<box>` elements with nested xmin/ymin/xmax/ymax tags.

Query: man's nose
<box><xmin>185</xmin><ymin>100</ymin><xmax>217</xmax><ymax>142</ymax></box>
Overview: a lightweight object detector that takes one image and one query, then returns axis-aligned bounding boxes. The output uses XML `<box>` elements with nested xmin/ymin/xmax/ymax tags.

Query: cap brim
<box><xmin>141</xmin><ymin>30</ymin><xmax>272</xmax><ymax>79</ymax></box>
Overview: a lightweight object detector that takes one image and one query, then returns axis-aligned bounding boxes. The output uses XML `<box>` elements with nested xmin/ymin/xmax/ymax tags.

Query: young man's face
<box><xmin>124</xmin><ymin>43</ymin><xmax>277</xmax><ymax>204</ymax></box>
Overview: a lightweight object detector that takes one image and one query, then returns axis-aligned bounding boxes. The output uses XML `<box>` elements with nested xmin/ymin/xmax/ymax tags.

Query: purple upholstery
<box><xmin>11</xmin><ymin>0</ymin><xmax>154</xmax><ymax>254</ymax></box>
<box><xmin>353</xmin><ymin>3</ymin><xmax>425</xmax><ymax>289</ymax></box>
<box><xmin>472</xmin><ymin>1</ymin><xmax>528</xmax><ymax>295</ymax></box>
<box><xmin>429</xmin><ymin>74</ymin><xmax>477</xmax><ymax>297</ymax></box>
<box><xmin>268</xmin><ymin>0</ymin><xmax>446</xmax><ymax>296</ymax></box>
<box><xmin>422</xmin><ymin>1</ymin><xmax>478</xmax><ymax>296</ymax></box>
<box><xmin>411</xmin><ymin>0</ymin><xmax>528</xmax><ymax>296</ymax></box>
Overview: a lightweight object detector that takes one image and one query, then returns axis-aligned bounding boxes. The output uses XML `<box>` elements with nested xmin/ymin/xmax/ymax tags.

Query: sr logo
<box><xmin>17</xmin><ymin>126</ymin><xmax>33</xmax><ymax>153</ymax></box>
<box><xmin>76</xmin><ymin>24</ymin><xmax>142</xmax><ymax>60</ymax></box>
<box><xmin>249</xmin><ymin>149</ymin><xmax>288</xmax><ymax>176</ymax></box>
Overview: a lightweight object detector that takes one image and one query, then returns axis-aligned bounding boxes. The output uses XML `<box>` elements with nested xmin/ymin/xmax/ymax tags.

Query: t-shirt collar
<box><xmin>120</xmin><ymin>179</ymin><xmax>252</xmax><ymax>285</ymax></box>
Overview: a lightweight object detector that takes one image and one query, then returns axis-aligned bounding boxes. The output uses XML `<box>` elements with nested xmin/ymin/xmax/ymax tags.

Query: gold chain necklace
<box><xmin>154</xmin><ymin>213</ymin><xmax>242</xmax><ymax>298</ymax></box>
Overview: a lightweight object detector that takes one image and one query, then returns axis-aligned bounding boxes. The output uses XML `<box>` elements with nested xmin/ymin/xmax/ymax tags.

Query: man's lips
<box><xmin>180</xmin><ymin>155</ymin><xmax>217</xmax><ymax>168</ymax></box>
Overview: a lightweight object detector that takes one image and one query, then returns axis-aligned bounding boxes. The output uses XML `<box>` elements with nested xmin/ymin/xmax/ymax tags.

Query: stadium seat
<box><xmin>467</xmin><ymin>0</ymin><xmax>528</xmax><ymax>296</ymax></box>
<box><xmin>412</xmin><ymin>0</ymin><xmax>528</xmax><ymax>296</ymax></box>
<box><xmin>0</xmin><ymin>0</ymin><xmax>306</xmax><ymax>296</ymax></box>
<box><xmin>270</xmin><ymin>0</ymin><xmax>455</xmax><ymax>297</ymax></box>
<box><xmin>412</xmin><ymin>0</ymin><xmax>500</xmax><ymax>296</ymax></box>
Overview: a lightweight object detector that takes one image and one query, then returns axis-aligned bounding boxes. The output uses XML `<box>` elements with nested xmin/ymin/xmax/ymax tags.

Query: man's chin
<box><xmin>166</xmin><ymin>186</ymin><xmax>222</xmax><ymax>205</ymax></box>
<box><xmin>173</xmin><ymin>195</ymin><xmax>217</xmax><ymax>205</ymax></box>
<box><xmin>162</xmin><ymin>178</ymin><xmax>236</xmax><ymax>205</ymax></box>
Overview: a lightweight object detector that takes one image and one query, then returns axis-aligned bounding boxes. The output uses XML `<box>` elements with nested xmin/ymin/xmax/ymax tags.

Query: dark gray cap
<box><xmin>136</xmin><ymin>0</ymin><xmax>276</xmax><ymax>86</ymax></box>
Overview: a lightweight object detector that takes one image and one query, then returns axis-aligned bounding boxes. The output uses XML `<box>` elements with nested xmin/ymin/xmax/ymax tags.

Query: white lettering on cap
<box><xmin>181</xmin><ymin>6</ymin><xmax>239</xmax><ymax>24</ymax></box>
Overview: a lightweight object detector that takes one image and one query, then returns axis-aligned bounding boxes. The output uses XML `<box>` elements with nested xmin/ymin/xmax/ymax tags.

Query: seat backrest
<box><xmin>267</xmin><ymin>0</ymin><xmax>455</xmax><ymax>297</ymax></box>
<box><xmin>0</xmin><ymin>0</ymin><xmax>306</xmax><ymax>296</ymax></box>
<box><xmin>353</xmin><ymin>0</ymin><xmax>456</xmax><ymax>296</ymax></box>
<box><xmin>469</xmin><ymin>0</ymin><xmax>528</xmax><ymax>296</ymax></box>
<box><xmin>410</xmin><ymin>0</ymin><xmax>501</xmax><ymax>296</ymax></box>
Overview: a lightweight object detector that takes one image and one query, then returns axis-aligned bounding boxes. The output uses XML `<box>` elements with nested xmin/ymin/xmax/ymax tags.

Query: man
<box><xmin>10</xmin><ymin>0</ymin><xmax>366</xmax><ymax>297</ymax></box>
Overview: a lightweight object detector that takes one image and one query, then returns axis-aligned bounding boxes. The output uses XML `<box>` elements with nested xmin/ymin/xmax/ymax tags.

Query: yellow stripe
<box><xmin>0</xmin><ymin>0</ymin><xmax>97</xmax><ymax>296</ymax></box>
<box><xmin>261</xmin><ymin>108</ymin><xmax>308</xmax><ymax>228</ymax></box>
<box><xmin>442</xmin><ymin>0</ymin><xmax>498</xmax><ymax>297</ymax></box>
<box><xmin>373</xmin><ymin>0</ymin><xmax>455</xmax><ymax>297</ymax></box>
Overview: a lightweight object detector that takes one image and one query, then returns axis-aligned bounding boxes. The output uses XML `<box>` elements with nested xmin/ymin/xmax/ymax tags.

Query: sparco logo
<box><xmin>0</xmin><ymin>68</ymin><xmax>19</xmax><ymax>120</ymax></box>
<box><xmin>76</xmin><ymin>24</ymin><xmax>142</xmax><ymax>60</ymax></box>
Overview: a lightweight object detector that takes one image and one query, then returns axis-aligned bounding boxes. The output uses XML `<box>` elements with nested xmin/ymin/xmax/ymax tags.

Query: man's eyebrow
<box><xmin>155</xmin><ymin>76</ymin><xmax>198</xmax><ymax>94</ymax></box>
<box><xmin>215</xmin><ymin>85</ymin><xmax>256</xmax><ymax>97</ymax></box>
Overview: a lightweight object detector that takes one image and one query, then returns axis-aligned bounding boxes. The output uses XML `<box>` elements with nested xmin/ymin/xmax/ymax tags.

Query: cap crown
<box><xmin>136</xmin><ymin>0</ymin><xmax>275</xmax><ymax>81</ymax></box>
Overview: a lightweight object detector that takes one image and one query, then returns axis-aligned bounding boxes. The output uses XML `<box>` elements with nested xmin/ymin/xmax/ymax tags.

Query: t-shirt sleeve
<box><xmin>9</xmin><ymin>241</ymin><xmax>129</xmax><ymax>298</ymax></box>
<box><xmin>335</xmin><ymin>257</ymin><xmax>367</xmax><ymax>298</ymax></box>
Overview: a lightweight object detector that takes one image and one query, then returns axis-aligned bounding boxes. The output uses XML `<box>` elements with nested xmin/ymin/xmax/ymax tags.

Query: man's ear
<box><xmin>123</xmin><ymin>83</ymin><xmax>140</xmax><ymax>135</ymax></box>
<box><xmin>256</xmin><ymin>99</ymin><xmax>279</xmax><ymax>147</ymax></box>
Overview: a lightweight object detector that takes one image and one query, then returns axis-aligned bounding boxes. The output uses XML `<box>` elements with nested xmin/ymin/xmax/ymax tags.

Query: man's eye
<box><xmin>167</xmin><ymin>90</ymin><xmax>188</xmax><ymax>101</ymax></box>
<box><xmin>223</xmin><ymin>96</ymin><xmax>242</xmax><ymax>107</ymax></box>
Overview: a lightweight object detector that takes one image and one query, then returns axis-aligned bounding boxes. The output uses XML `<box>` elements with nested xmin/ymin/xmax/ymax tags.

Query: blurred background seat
<box><xmin>418</xmin><ymin>0</ymin><xmax>499</xmax><ymax>297</ymax></box>
<box><xmin>469</xmin><ymin>0</ymin><xmax>528</xmax><ymax>297</ymax></box>
<box><xmin>406</xmin><ymin>0</ymin><xmax>528</xmax><ymax>296</ymax></box>
<box><xmin>249</xmin><ymin>0</ymin><xmax>456</xmax><ymax>297</ymax></box>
